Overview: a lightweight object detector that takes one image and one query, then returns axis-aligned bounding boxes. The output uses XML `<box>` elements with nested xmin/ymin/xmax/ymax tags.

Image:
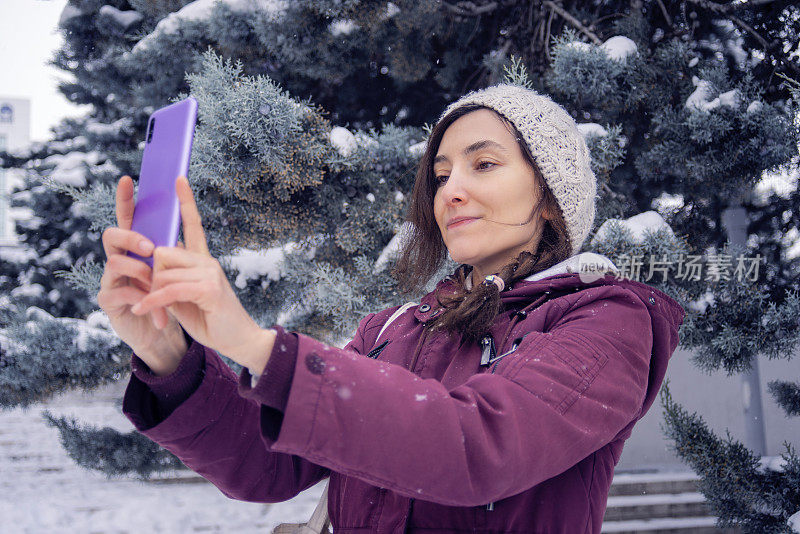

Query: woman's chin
<box><xmin>446</xmin><ymin>250</ymin><xmax>477</xmax><ymax>266</ymax></box>
<box><xmin>445</xmin><ymin>241</ymin><xmax>485</xmax><ymax>264</ymax></box>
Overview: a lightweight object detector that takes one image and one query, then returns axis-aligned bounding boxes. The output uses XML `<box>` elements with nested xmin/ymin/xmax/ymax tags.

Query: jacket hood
<box><xmin>424</xmin><ymin>252</ymin><xmax>687</xmax><ymax>419</ymax></box>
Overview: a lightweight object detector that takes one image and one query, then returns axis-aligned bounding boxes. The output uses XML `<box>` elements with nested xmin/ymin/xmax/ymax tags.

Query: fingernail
<box><xmin>131</xmin><ymin>303</ymin><xmax>141</xmax><ymax>314</ymax></box>
<box><xmin>139</xmin><ymin>240</ymin><xmax>154</xmax><ymax>253</ymax></box>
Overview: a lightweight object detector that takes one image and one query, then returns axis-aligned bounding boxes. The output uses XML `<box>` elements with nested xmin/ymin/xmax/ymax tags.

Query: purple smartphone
<box><xmin>127</xmin><ymin>97</ymin><xmax>198</xmax><ymax>268</ymax></box>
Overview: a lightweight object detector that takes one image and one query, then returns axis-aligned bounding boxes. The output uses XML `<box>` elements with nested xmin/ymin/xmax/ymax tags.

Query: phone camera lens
<box><xmin>146</xmin><ymin>118</ymin><xmax>156</xmax><ymax>143</ymax></box>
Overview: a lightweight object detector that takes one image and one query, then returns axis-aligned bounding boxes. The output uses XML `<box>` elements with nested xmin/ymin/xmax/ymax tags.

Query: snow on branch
<box><xmin>685</xmin><ymin>77</ymin><xmax>740</xmax><ymax>112</ymax></box>
<box><xmin>593</xmin><ymin>211</ymin><xmax>676</xmax><ymax>245</ymax></box>
<box><xmin>131</xmin><ymin>0</ymin><xmax>286</xmax><ymax>54</ymax></box>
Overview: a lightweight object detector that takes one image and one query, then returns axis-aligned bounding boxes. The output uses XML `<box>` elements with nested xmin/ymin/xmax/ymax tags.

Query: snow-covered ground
<box><xmin>0</xmin><ymin>381</ymin><xmax>322</xmax><ymax>533</ymax></box>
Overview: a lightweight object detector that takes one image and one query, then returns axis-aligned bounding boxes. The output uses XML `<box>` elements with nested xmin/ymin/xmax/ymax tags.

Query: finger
<box><xmin>132</xmin><ymin>282</ymin><xmax>205</xmax><ymax>316</ymax></box>
<box><xmin>151</xmin><ymin>267</ymin><xmax>207</xmax><ymax>291</ymax></box>
<box><xmin>101</xmin><ymin>254</ymin><xmax>154</xmax><ymax>291</ymax></box>
<box><xmin>175</xmin><ymin>177</ymin><xmax>210</xmax><ymax>256</ymax></box>
<box><xmin>103</xmin><ymin>227</ymin><xmax>155</xmax><ymax>261</ymax></box>
<box><xmin>98</xmin><ymin>284</ymin><xmax>170</xmax><ymax>329</ymax></box>
<box><xmin>152</xmin><ymin>307</ymin><xmax>170</xmax><ymax>330</ymax></box>
<box><xmin>152</xmin><ymin>246</ymin><xmax>208</xmax><ymax>274</ymax></box>
<box><xmin>97</xmin><ymin>285</ymin><xmax>148</xmax><ymax>311</ymax></box>
<box><xmin>177</xmin><ymin>240</ymin><xmax>185</xmax><ymax>249</ymax></box>
<box><xmin>116</xmin><ymin>176</ymin><xmax>136</xmax><ymax>231</ymax></box>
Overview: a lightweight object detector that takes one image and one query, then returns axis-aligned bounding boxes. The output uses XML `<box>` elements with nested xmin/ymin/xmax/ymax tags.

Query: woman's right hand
<box><xmin>97</xmin><ymin>175</ymin><xmax>187</xmax><ymax>376</ymax></box>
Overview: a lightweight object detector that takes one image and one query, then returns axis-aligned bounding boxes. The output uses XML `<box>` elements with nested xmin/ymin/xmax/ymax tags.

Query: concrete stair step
<box><xmin>146</xmin><ymin>471</ymin><xmax>208</xmax><ymax>484</ymax></box>
<box><xmin>604</xmin><ymin>492</ymin><xmax>711</xmax><ymax>521</ymax></box>
<box><xmin>609</xmin><ymin>471</ymin><xmax>701</xmax><ymax>496</ymax></box>
<box><xmin>602</xmin><ymin>471</ymin><xmax>740</xmax><ymax>533</ymax></box>
<box><xmin>601</xmin><ymin>515</ymin><xmax>739</xmax><ymax>534</ymax></box>
<box><xmin>145</xmin><ymin>469</ymin><xmax>738</xmax><ymax>530</ymax></box>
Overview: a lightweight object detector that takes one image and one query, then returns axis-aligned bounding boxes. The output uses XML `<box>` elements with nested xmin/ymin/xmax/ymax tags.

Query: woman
<box><xmin>99</xmin><ymin>84</ymin><xmax>686</xmax><ymax>533</ymax></box>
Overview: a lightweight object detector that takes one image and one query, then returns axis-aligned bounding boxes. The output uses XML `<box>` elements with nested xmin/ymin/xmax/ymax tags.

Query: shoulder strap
<box><xmin>305</xmin><ymin>481</ymin><xmax>330</xmax><ymax>532</ymax></box>
<box><xmin>376</xmin><ymin>301</ymin><xmax>416</xmax><ymax>345</ymax></box>
<box><xmin>272</xmin><ymin>481</ymin><xmax>331</xmax><ymax>533</ymax></box>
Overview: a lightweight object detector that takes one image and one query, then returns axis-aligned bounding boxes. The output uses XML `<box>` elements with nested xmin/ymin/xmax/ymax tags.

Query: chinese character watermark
<box><xmin>607</xmin><ymin>254</ymin><xmax>762</xmax><ymax>283</ymax></box>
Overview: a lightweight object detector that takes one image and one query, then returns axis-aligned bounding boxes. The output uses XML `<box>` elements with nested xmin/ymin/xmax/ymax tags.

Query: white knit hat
<box><xmin>438</xmin><ymin>84</ymin><xmax>596</xmax><ymax>256</ymax></box>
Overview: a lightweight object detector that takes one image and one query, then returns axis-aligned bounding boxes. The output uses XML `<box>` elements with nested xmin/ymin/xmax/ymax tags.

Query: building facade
<box><xmin>0</xmin><ymin>97</ymin><xmax>31</xmax><ymax>246</ymax></box>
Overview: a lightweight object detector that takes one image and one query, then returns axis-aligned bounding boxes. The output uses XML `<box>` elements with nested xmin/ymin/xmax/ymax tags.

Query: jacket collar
<box><xmin>419</xmin><ymin>252</ymin><xmax>684</xmax><ymax>330</ymax></box>
<box><xmin>462</xmin><ymin>252</ymin><xmax>619</xmax><ymax>290</ymax></box>
<box><xmin>523</xmin><ymin>252</ymin><xmax>618</xmax><ymax>282</ymax></box>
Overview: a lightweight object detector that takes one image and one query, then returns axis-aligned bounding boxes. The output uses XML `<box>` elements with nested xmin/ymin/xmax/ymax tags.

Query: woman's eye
<box><xmin>435</xmin><ymin>175</ymin><xmax>449</xmax><ymax>185</ymax></box>
<box><xmin>477</xmin><ymin>160</ymin><xmax>495</xmax><ymax>170</ymax></box>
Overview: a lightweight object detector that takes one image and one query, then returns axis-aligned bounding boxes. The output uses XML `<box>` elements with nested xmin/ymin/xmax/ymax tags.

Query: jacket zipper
<box><xmin>408</xmin><ymin>328</ymin><xmax>429</xmax><ymax>372</ymax></box>
<box><xmin>484</xmin><ymin>307</ymin><xmax>540</xmax><ymax>511</ymax></box>
<box><xmin>415</xmin><ymin>316</ymin><xmax>527</xmax><ymax>513</ymax></box>
<box><xmin>480</xmin><ymin>335</ymin><xmax>510</xmax><ymax>511</ymax></box>
<box><xmin>403</xmin><ymin>329</ymin><xmax>430</xmax><ymax>525</ymax></box>
<box><xmin>479</xmin><ymin>335</ymin><xmax>496</xmax><ymax>366</ymax></box>
<box><xmin>366</xmin><ymin>340</ymin><xmax>389</xmax><ymax>359</ymax></box>
<box><xmin>489</xmin><ymin>337</ymin><xmax>524</xmax><ymax>373</ymax></box>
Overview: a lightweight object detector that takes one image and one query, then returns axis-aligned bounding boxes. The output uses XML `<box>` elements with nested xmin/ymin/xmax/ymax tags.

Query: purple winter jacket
<box><xmin>123</xmin><ymin>253</ymin><xmax>686</xmax><ymax>533</ymax></box>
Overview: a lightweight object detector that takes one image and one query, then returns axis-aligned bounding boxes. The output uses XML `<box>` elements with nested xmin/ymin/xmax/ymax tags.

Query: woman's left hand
<box><xmin>131</xmin><ymin>176</ymin><xmax>271</xmax><ymax>370</ymax></box>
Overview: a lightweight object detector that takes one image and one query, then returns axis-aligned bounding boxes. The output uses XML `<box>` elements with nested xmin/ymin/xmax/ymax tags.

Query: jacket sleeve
<box><xmin>245</xmin><ymin>286</ymin><xmax>654</xmax><ymax>507</ymax></box>
<box><xmin>122</xmin><ymin>318</ymin><xmax>377</xmax><ymax>503</ymax></box>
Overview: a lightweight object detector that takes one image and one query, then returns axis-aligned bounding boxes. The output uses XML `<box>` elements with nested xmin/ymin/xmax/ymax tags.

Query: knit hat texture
<box><xmin>438</xmin><ymin>84</ymin><xmax>596</xmax><ymax>256</ymax></box>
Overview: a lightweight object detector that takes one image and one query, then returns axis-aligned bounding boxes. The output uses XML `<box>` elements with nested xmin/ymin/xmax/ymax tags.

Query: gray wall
<box><xmin>616</xmin><ymin>345</ymin><xmax>800</xmax><ymax>471</ymax></box>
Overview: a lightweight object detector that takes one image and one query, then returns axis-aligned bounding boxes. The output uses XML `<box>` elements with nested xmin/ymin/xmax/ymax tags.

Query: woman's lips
<box><xmin>447</xmin><ymin>217</ymin><xmax>478</xmax><ymax>229</ymax></box>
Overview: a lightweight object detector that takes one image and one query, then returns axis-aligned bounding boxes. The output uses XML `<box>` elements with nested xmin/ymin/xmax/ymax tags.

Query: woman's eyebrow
<box><xmin>434</xmin><ymin>139</ymin><xmax>509</xmax><ymax>165</ymax></box>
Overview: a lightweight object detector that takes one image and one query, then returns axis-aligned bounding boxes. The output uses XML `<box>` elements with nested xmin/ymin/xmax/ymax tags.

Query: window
<box><xmin>0</xmin><ymin>104</ymin><xmax>13</xmax><ymax>124</ymax></box>
<box><xmin>0</xmin><ymin>134</ymin><xmax>7</xmax><ymax>240</ymax></box>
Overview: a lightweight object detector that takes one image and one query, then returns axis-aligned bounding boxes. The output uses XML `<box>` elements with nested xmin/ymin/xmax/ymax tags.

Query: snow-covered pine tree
<box><xmin>0</xmin><ymin>0</ymin><xmax>189</xmax><ymax>467</ymax></box>
<box><xmin>2</xmin><ymin>6</ymin><xmax>799</xmax><ymax>528</ymax></box>
<box><xmin>0</xmin><ymin>0</ymin><xmax>151</xmax><ymax>408</ymax></box>
<box><xmin>656</xmin><ymin>64</ymin><xmax>800</xmax><ymax>529</ymax></box>
<box><xmin>536</xmin><ymin>2</ymin><xmax>800</xmax><ymax>531</ymax></box>
<box><xmin>537</xmin><ymin>2</ymin><xmax>800</xmax><ymax>531</ymax></box>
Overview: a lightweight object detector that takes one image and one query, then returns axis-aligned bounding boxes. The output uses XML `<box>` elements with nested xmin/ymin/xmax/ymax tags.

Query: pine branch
<box><xmin>660</xmin><ymin>382</ymin><xmax>796</xmax><ymax>532</ymax></box>
<box><xmin>685</xmin><ymin>0</ymin><xmax>800</xmax><ymax>75</ymax></box>
<box><xmin>43</xmin><ymin>412</ymin><xmax>187</xmax><ymax>478</ymax></box>
<box><xmin>655</xmin><ymin>0</ymin><xmax>673</xmax><ymax>27</ymax></box>
<box><xmin>53</xmin><ymin>260</ymin><xmax>104</xmax><ymax>298</ymax></box>
<box><xmin>442</xmin><ymin>1</ymin><xmax>498</xmax><ymax>17</ymax></box>
<box><xmin>768</xmin><ymin>381</ymin><xmax>800</xmax><ymax>417</ymax></box>
<box><xmin>543</xmin><ymin>1</ymin><xmax>602</xmax><ymax>45</ymax></box>
<box><xmin>686</xmin><ymin>0</ymin><xmax>780</xmax><ymax>13</ymax></box>
<box><xmin>0</xmin><ymin>308</ymin><xmax>127</xmax><ymax>408</ymax></box>
<box><xmin>502</xmin><ymin>55</ymin><xmax>534</xmax><ymax>89</ymax></box>
<box><xmin>727</xmin><ymin>13</ymin><xmax>769</xmax><ymax>49</ymax></box>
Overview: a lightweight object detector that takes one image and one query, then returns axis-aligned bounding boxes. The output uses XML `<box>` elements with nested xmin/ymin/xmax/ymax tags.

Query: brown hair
<box><xmin>392</xmin><ymin>104</ymin><xmax>573</xmax><ymax>345</ymax></box>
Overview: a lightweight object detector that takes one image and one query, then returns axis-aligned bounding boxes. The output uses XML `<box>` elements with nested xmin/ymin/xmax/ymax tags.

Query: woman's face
<box><xmin>433</xmin><ymin>109</ymin><xmax>547</xmax><ymax>280</ymax></box>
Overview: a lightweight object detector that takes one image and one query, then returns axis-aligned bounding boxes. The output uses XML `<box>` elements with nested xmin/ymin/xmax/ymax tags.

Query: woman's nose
<box><xmin>439</xmin><ymin>169</ymin><xmax>468</xmax><ymax>205</ymax></box>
